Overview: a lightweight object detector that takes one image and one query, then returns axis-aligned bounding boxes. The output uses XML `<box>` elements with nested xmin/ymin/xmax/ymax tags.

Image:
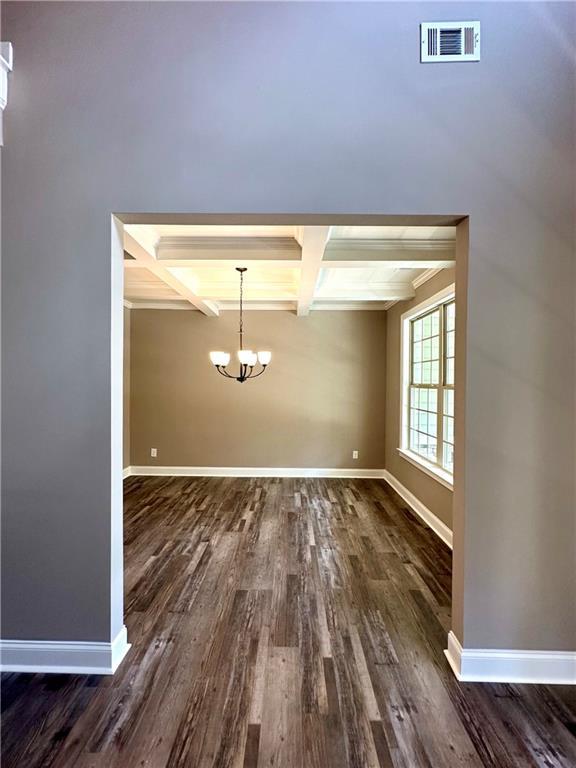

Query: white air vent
<box><xmin>421</xmin><ymin>21</ymin><xmax>480</xmax><ymax>63</ymax></box>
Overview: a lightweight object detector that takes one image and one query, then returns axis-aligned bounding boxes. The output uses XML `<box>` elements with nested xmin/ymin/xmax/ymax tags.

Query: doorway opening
<box><xmin>111</xmin><ymin>212</ymin><xmax>468</xmax><ymax>681</ymax></box>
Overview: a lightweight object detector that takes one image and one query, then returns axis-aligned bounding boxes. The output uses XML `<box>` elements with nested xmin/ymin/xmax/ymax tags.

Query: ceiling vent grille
<box><xmin>421</xmin><ymin>21</ymin><xmax>480</xmax><ymax>63</ymax></box>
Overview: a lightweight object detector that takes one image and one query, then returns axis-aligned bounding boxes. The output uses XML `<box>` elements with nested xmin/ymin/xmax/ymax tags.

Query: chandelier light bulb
<box><xmin>210</xmin><ymin>351</ymin><xmax>229</xmax><ymax>366</ymax></box>
<box><xmin>257</xmin><ymin>351</ymin><xmax>272</xmax><ymax>366</ymax></box>
<box><xmin>238</xmin><ymin>349</ymin><xmax>254</xmax><ymax>365</ymax></box>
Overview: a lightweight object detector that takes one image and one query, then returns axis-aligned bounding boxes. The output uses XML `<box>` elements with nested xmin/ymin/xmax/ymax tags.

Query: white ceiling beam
<box><xmin>324</xmin><ymin>240</ymin><xmax>454</xmax><ymax>265</ymax></box>
<box><xmin>297</xmin><ymin>226</ymin><xmax>332</xmax><ymax>316</ymax></box>
<box><xmin>156</xmin><ymin>236</ymin><xmax>301</xmax><ymax>263</ymax></box>
<box><xmin>123</xmin><ymin>232</ymin><xmax>219</xmax><ymax>317</ymax></box>
<box><xmin>143</xmin><ymin>236</ymin><xmax>453</xmax><ymax>271</ymax></box>
<box><xmin>128</xmin><ymin>259</ymin><xmax>302</xmax><ymax>270</ymax></box>
<box><xmin>327</xmin><ymin>237</ymin><xmax>455</xmax><ymax>252</ymax></box>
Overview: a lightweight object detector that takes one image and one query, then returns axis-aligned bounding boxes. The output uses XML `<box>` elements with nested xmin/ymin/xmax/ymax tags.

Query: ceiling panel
<box><xmin>124</xmin><ymin>268</ymin><xmax>182</xmax><ymax>300</ymax></box>
<box><xmin>167</xmin><ymin>264</ymin><xmax>299</xmax><ymax>300</ymax></box>
<box><xmin>316</xmin><ymin>266</ymin><xmax>421</xmax><ymax>301</ymax></box>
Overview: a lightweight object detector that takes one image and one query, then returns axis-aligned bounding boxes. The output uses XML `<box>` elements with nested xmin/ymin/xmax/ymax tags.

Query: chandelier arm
<box><xmin>246</xmin><ymin>364</ymin><xmax>267</xmax><ymax>379</ymax></box>
<box><xmin>216</xmin><ymin>365</ymin><xmax>235</xmax><ymax>379</ymax></box>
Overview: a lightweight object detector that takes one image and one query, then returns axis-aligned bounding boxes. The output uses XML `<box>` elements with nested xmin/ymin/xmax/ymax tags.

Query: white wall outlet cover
<box><xmin>352</xmin><ymin>450</ymin><xmax>359</xmax><ymax>459</ymax></box>
<box><xmin>150</xmin><ymin>448</ymin><xmax>157</xmax><ymax>457</ymax></box>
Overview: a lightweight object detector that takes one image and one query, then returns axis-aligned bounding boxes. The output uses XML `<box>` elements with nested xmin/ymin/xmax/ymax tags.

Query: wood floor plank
<box><xmin>2</xmin><ymin>477</ymin><xmax>575</xmax><ymax>768</ymax></box>
<box><xmin>258</xmin><ymin>648</ymin><xmax>302</xmax><ymax>768</ymax></box>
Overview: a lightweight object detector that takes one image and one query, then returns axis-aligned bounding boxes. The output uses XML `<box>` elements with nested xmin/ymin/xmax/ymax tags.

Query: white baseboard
<box><xmin>445</xmin><ymin>630</ymin><xmax>576</xmax><ymax>685</ymax></box>
<box><xmin>122</xmin><ymin>466</ymin><xmax>131</xmax><ymax>479</ymax></box>
<box><xmin>126</xmin><ymin>466</ymin><xmax>387</xmax><ymax>479</ymax></box>
<box><xmin>382</xmin><ymin>469</ymin><xmax>453</xmax><ymax>548</ymax></box>
<box><xmin>0</xmin><ymin>625</ymin><xmax>131</xmax><ymax>675</ymax></box>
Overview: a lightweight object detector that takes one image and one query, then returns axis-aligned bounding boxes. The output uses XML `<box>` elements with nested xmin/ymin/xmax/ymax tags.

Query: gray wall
<box><xmin>2</xmin><ymin>2</ymin><xmax>574</xmax><ymax>651</ymax></box>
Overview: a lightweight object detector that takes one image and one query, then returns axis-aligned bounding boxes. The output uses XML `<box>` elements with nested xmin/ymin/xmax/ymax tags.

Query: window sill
<box><xmin>397</xmin><ymin>448</ymin><xmax>454</xmax><ymax>490</ymax></box>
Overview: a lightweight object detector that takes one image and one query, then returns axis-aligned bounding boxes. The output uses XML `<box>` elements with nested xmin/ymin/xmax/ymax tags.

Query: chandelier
<box><xmin>209</xmin><ymin>267</ymin><xmax>272</xmax><ymax>382</ymax></box>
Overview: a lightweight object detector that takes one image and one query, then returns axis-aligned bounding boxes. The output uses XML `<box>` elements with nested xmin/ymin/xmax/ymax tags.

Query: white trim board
<box><xmin>0</xmin><ymin>625</ymin><xmax>131</xmax><ymax>675</ymax></box>
<box><xmin>126</xmin><ymin>466</ymin><xmax>387</xmax><ymax>479</ymax></box>
<box><xmin>397</xmin><ymin>447</ymin><xmax>453</xmax><ymax>490</ymax></box>
<box><xmin>382</xmin><ymin>470</ymin><xmax>453</xmax><ymax>548</ymax></box>
<box><xmin>399</xmin><ymin>284</ymin><xmax>456</xmax><ymax>485</ymax></box>
<box><xmin>445</xmin><ymin>631</ymin><xmax>576</xmax><ymax>685</ymax></box>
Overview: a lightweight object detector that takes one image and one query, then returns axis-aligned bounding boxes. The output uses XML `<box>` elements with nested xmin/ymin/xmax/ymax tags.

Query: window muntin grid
<box><xmin>408</xmin><ymin>299</ymin><xmax>455</xmax><ymax>474</ymax></box>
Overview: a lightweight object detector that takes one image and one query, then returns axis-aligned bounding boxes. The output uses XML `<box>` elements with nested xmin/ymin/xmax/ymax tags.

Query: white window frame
<box><xmin>399</xmin><ymin>284</ymin><xmax>455</xmax><ymax>490</ymax></box>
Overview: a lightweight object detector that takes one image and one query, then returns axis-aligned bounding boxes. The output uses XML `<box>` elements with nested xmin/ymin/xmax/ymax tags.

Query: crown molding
<box><xmin>123</xmin><ymin>299</ymin><xmax>394</xmax><ymax>312</ymax></box>
<box><xmin>312</xmin><ymin>301</ymin><xmax>394</xmax><ymax>311</ymax></box>
<box><xmin>412</xmin><ymin>267</ymin><xmax>444</xmax><ymax>289</ymax></box>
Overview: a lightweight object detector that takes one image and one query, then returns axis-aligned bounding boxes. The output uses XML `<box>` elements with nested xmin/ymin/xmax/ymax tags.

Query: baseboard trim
<box><xmin>126</xmin><ymin>466</ymin><xmax>388</xmax><ymax>479</ymax></box>
<box><xmin>0</xmin><ymin>625</ymin><xmax>131</xmax><ymax>675</ymax></box>
<box><xmin>445</xmin><ymin>630</ymin><xmax>576</xmax><ymax>684</ymax></box>
<box><xmin>122</xmin><ymin>466</ymin><xmax>131</xmax><ymax>479</ymax></box>
<box><xmin>382</xmin><ymin>469</ymin><xmax>453</xmax><ymax>548</ymax></box>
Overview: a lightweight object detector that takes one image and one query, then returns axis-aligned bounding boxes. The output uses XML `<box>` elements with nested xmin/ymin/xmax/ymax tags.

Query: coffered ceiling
<box><xmin>123</xmin><ymin>224</ymin><xmax>455</xmax><ymax>315</ymax></box>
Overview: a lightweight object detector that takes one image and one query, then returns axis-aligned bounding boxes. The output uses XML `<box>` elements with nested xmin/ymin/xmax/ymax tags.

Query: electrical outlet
<box><xmin>151</xmin><ymin>448</ymin><xmax>157</xmax><ymax>458</ymax></box>
<box><xmin>352</xmin><ymin>450</ymin><xmax>359</xmax><ymax>460</ymax></box>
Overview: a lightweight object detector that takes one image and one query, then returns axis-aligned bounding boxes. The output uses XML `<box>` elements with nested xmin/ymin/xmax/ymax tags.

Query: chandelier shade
<box><xmin>209</xmin><ymin>268</ymin><xmax>272</xmax><ymax>383</ymax></box>
<box><xmin>209</xmin><ymin>351</ymin><xmax>231</xmax><ymax>367</ymax></box>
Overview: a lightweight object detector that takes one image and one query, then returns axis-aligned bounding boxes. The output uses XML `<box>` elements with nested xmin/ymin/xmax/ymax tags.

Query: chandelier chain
<box><xmin>239</xmin><ymin>268</ymin><xmax>243</xmax><ymax>350</ymax></box>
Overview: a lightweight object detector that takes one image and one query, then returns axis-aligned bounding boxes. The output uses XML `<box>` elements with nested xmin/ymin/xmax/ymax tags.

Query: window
<box><xmin>400</xmin><ymin>286</ymin><xmax>455</xmax><ymax>488</ymax></box>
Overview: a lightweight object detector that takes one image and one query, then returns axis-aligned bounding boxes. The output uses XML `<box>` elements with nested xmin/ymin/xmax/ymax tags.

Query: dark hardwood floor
<box><xmin>2</xmin><ymin>477</ymin><xmax>575</xmax><ymax>767</ymax></box>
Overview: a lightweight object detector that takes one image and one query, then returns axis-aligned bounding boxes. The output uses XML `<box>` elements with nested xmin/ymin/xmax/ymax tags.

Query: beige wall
<box><xmin>385</xmin><ymin>270</ymin><xmax>456</xmax><ymax>528</ymax></box>
<box><xmin>123</xmin><ymin>308</ymin><xmax>130</xmax><ymax>470</ymax></box>
<box><xmin>129</xmin><ymin>310</ymin><xmax>387</xmax><ymax>469</ymax></box>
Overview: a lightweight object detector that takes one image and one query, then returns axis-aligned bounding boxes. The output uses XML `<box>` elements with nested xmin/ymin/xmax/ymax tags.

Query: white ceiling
<box><xmin>124</xmin><ymin>223</ymin><xmax>455</xmax><ymax>315</ymax></box>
